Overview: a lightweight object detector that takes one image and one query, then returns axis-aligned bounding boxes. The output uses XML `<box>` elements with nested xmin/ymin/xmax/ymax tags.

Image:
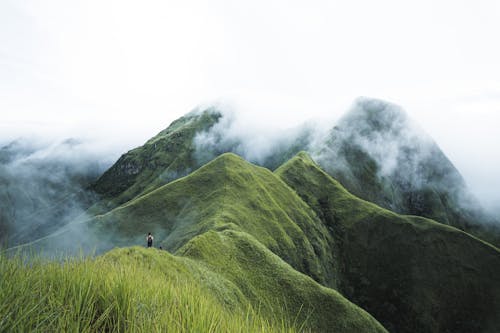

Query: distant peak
<box><xmin>341</xmin><ymin>97</ymin><xmax>409</xmax><ymax>133</ymax></box>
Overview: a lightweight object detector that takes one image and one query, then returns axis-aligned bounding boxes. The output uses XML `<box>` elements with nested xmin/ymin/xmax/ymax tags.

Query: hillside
<box><xmin>4</xmin><ymin>154</ymin><xmax>390</xmax><ymax>332</ymax></box>
<box><xmin>42</xmin><ymin>154</ymin><xmax>338</xmax><ymax>286</ymax></box>
<box><xmin>313</xmin><ymin>97</ymin><xmax>500</xmax><ymax>246</ymax></box>
<box><xmin>92</xmin><ymin>109</ymin><xmax>222</xmax><ymax>209</ymax></box>
<box><xmin>276</xmin><ymin>151</ymin><xmax>500</xmax><ymax>333</ymax></box>
<box><xmin>14</xmin><ymin>151</ymin><xmax>500</xmax><ymax>332</ymax></box>
<box><xmin>90</xmin><ymin>100</ymin><xmax>499</xmax><ymax>248</ymax></box>
<box><xmin>4</xmin><ymin>101</ymin><xmax>500</xmax><ymax>332</ymax></box>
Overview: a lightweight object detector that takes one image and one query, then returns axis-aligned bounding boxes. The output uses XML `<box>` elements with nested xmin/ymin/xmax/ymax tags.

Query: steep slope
<box><xmin>70</xmin><ymin>153</ymin><xmax>338</xmax><ymax>287</ymax></box>
<box><xmin>90</xmin><ymin>100</ymin><xmax>499</xmax><ymax>248</ymax></box>
<box><xmin>14</xmin><ymin>153</ymin><xmax>389</xmax><ymax>332</ymax></box>
<box><xmin>91</xmin><ymin>108</ymin><xmax>311</xmax><ymax>212</ymax></box>
<box><xmin>92</xmin><ymin>109</ymin><xmax>222</xmax><ymax>209</ymax></box>
<box><xmin>176</xmin><ymin>230</ymin><xmax>386</xmax><ymax>332</ymax></box>
<box><xmin>277</xmin><ymin>152</ymin><xmax>500</xmax><ymax>333</ymax></box>
<box><xmin>313</xmin><ymin>97</ymin><xmax>500</xmax><ymax>246</ymax></box>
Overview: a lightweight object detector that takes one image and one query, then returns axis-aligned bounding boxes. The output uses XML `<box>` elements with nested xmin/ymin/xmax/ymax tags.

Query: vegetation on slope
<box><xmin>14</xmin><ymin>153</ymin><xmax>389</xmax><ymax>332</ymax></box>
<box><xmin>0</xmin><ymin>247</ymin><xmax>301</xmax><ymax>332</ymax></box>
<box><xmin>89</xmin><ymin>153</ymin><xmax>338</xmax><ymax>288</ymax></box>
<box><xmin>1</xmin><ymin>241</ymin><xmax>387</xmax><ymax>333</ymax></box>
<box><xmin>92</xmin><ymin>109</ymin><xmax>222</xmax><ymax>209</ymax></box>
<box><xmin>313</xmin><ymin>97</ymin><xmax>500</xmax><ymax>246</ymax></box>
<box><xmin>10</xmin><ymin>149</ymin><xmax>500</xmax><ymax>332</ymax></box>
<box><xmin>276</xmin><ymin>151</ymin><xmax>500</xmax><ymax>333</ymax></box>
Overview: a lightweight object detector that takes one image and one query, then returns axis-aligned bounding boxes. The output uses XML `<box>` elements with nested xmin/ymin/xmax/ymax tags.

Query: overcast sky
<box><xmin>1</xmin><ymin>0</ymin><xmax>499</xmax><ymax>210</ymax></box>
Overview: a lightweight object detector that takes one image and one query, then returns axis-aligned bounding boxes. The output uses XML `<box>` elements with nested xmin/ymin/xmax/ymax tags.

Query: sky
<box><xmin>1</xmin><ymin>0</ymin><xmax>499</xmax><ymax>211</ymax></box>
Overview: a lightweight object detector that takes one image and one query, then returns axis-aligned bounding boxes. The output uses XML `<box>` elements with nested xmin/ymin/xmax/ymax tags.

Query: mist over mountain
<box><xmin>312</xmin><ymin>98</ymin><xmax>500</xmax><ymax>245</ymax></box>
<box><xmin>0</xmin><ymin>138</ymin><xmax>113</xmax><ymax>246</ymax></box>
<box><xmin>3</xmin><ymin>98</ymin><xmax>498</xmax><ymax>251</ymax></box>
<box><xmin>3</xmin><ymin>98</ymin><xmax>500</xmax><ymax>332</ymax></box>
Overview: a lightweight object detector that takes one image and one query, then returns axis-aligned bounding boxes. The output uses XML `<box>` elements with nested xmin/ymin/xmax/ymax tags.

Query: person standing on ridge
<box><xmin>147</xmin><ymin>232</ymin><xmax>154</xmax><ymax>248</ymax></box>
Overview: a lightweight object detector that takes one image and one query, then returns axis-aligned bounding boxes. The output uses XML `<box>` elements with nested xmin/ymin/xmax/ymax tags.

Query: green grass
<box><xmin>11</xmin><ymin>151</ymin><xmax>500</xmax><ymax>333</ymax></box>
<box><xmin>276</xmin><ymin>151</ymin><xmax>500</xmax><ymax>333</ymax></box>
<box><xmin>87</xmin><ymin>153</ymin><xmax>338</xmax><ymax>288</ymax></box>
<box><xmin>7</xmin><ymin>154</ymin><xmax>389</xmax><ymax>332</ymax></box>
<box><xmin>0</xmin><ymin>248</ymin><xmax>302</xmax><ymax>333</ymax></box>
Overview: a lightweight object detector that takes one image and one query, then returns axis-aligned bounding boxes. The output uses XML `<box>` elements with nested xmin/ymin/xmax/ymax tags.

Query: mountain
<box><xmin>91</xmin><ymin>100</ymin><xmax>499</xmax><ymax>247</ymax></box>
<box><xmin>313</xmin><ymin>97</ymin><xmax>500</xmax><ymax>246</ymax></box>
<box><xmin>91</xmin><ymin>108</ymin><xmax>309</xmax><ymax>211</ymax></box>
<box><xmin>20</xmin><ymin>153</ymin><xmax>388</xmax><ymax>332</ymax></box>
<box><xmin>5</xmin><ymin>100</ymin><xmax>500</xmax><ymax>332</ymax></box>
<box><xmin>277</xmin><ymin>152</ymin><xmax>500</xmax><ymax>333</ymax></box>
<box><xmin>92</xmin><ymin>109</ymin><xmax>222</xmax><ymax>209</ymax></box>
<box><xmin>18</xmin><ymin>152</ymin><xmax>500</xmax><ymax>333</ymax></box>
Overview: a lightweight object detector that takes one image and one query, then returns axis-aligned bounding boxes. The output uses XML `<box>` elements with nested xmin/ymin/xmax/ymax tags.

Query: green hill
<box><xmin>91</xmin><ymin>101</ymin><xmax>499</xmax><ymax>248</ymax></box>
<box><xmin>3</xmin><ymin>153</ymin><xmax>390</xmax><ymax>332</ymax></box>
<box><xmin>92</xmin><ymin>109</ymin><xmax>222</xmax><ymax>209</ymax></box>
<box><xmin>14</xmin><ymin>151</ymin><xmax>500</xmax><ymax>332</ymax></box>
<box><xmin>276</xmin><ymin>151</ymin><xmax>500</xmax><ymax>333</ymax></box>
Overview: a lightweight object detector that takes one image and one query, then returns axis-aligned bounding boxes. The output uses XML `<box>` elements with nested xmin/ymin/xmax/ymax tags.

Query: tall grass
<box><xmin>0</xmin><ymin>252</ymin><xmax>301</xmax><ymax>332</ymax></box>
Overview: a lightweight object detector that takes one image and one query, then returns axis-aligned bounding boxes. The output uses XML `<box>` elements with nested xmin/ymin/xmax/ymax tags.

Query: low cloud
<box><xmin>0</xmin><ymin>138</ymin><xmax>115</xmax><ymax>248</ymax></box>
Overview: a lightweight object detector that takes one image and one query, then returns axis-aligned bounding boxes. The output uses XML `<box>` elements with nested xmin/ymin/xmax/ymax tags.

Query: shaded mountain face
<box><xmin>0</xmin><ymin>139</ymin><xmax>104</xmax><ymax>246</ymax></box>
<box><xmin>277</xmin><ymin>152</ymin><xmax>500</xmax><ymax>333</ymax></box>
<box><xmin>313</xmin><ymin>97</ymin><xmax>500</xmax><ymax>246</ymax></box>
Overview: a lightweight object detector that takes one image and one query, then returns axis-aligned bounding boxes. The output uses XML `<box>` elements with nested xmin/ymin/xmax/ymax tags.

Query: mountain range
<box><xmin>3</xmin><ymin>98</ymin><xmax>500</xmax><ymax>332</ymax></box>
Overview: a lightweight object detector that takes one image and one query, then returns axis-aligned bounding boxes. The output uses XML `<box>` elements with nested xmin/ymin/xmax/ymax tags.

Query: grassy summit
<box><xmin>277</xmin><ymin>151</ymin><xmax>500</xmax><ymax>333</ymax></box>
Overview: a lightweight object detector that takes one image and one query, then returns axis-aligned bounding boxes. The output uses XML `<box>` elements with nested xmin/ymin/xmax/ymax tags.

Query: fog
<box><xmin>0</xmin><ymin>138</ymin><xmax>115</xmax><ymax>247</ymax></box>
<box><xmin>1</xmin><ymin>0</ymin><xmax>499</xmax><ymax>215</ymax></box>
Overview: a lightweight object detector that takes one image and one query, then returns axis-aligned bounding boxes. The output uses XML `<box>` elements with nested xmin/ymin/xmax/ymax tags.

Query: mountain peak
<box><xmin>338</xmin><ymin>97</ymin><xmax>411</xmax><ymax>137</ymax></box>
<box><xmin>92</xmin><ymin>107</ymin><xmax>223</xmax><ymax>206</ymax></box>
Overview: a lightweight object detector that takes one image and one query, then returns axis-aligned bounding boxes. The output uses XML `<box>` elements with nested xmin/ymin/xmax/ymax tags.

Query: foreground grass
<box><xmin>0</xmin><ymin>250</ymin><xmax>301</xmax><ymax>333</ymax></box>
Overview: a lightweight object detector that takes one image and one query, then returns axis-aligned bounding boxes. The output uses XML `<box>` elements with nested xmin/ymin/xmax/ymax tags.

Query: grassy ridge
<box><xmin>7</xmin><ymin>153</ymin><xmax>388</xmax><ymax>332</ymax></box>
<box><xmin>9</xmin><ymin>152</ymin><xmax>500</xmax><ymax>332</ymax></box>
<box><xmin>0</xmin><ymin>247</ymin><xmax>300</xmax><ymax>333</ymax></box>
<box><xmin>276</xmin><ymin>152</ymin><xmax>500</xmax><ymax>333</ymax></box>
<box><xmin>1</xmin><ymin>243</ymin><xmax>386</xmax><ymax>333</ymax></box>
<box><xmin>90</xmin><ymin>153</ymin><xmax>337</xmax><ymax>287</ymax></box>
